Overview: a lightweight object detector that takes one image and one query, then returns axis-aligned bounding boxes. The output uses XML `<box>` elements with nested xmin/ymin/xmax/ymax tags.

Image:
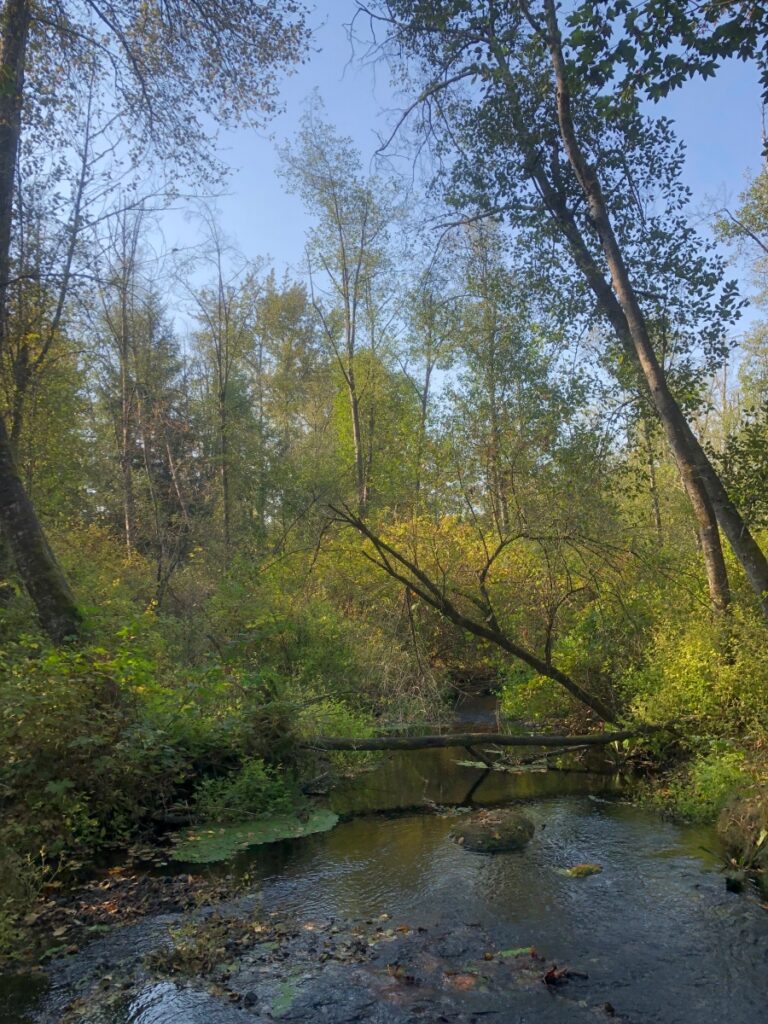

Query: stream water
<box><xmin>4</xmin><ymin>696</ymin><xmax>768</xmax><ymax>1023</ymax></box>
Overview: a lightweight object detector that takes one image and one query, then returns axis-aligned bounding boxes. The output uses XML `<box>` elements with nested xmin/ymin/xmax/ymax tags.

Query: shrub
<box><xmin>624</xmin><ymin>606</ymin><xmax>768</xmax><ymax>735</ymax></box>
<box><xmin>650</xmin><ymin>745</ymin><xmax>750</xmax><ymax>822</ymax></box>
<box><xmin>193</xmin><ymin>758</ymin><xmax>295</xmax><ymax>823</ymax></box>
<box><xmin>717</xmin><ymin>790</ymin><xmax>768</xmax><ymax>872</ymax></box>
<box><xmin>0</xmin><ymin>850</ymin><xmax>45</xmax><ymax>959</ymax></box>
<box><xmin>0</xmin><ymin>638</ymin><xmax>184</xmax><ymax>860</ymax></box>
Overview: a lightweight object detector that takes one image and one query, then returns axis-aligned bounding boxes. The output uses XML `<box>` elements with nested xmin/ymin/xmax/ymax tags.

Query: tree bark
<box><xmin>303</xmin><ymin>727</ymin><xmax>655</xmax><ymax>751</ymax></box>
<box><xmin>0</xmin><ymin>0</ymin><xmax>81</xmax><ymax>640</ymax></box>
<box><xmin>539</xmin><ymin>0</ymin><xmax>763</xmax><ymax>617</ymax></box>
<box><xmin>0</xmin><ymin>416</ymin><xmax>81</xmax><ymax>640</ymax></box>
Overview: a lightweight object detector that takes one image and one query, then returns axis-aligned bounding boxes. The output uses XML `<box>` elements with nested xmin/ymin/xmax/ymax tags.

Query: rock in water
<box><xmin>450</xmin><ymin>809</ymin><xmax>535</xmax><ymax>853</ymax></box>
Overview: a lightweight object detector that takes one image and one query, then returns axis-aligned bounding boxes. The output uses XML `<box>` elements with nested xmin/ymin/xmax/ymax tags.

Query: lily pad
<box><xmin>171</xmin><ymin>809</ymin><xmax>339</xmax><ymax>863</ymax></box>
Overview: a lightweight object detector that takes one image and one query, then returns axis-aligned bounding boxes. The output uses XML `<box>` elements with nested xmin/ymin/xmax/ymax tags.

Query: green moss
<box><xmin>562</xmin><ymin>863</ymin><xmax>603</xmax><ymax>877</ymax></box>
<box><xmin>271</xmin><ymin>976</ymin><xmax>301</xmax><ymax>1017</ymax></box>
<box><xmin>170</xmin><ymin>808</ymin><xmax>339</xmax><ymax>863</ymax></box>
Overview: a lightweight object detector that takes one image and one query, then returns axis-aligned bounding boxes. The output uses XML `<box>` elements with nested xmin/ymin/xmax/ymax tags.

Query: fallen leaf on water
<box><xmin>543</xmin><ymin>964</ymin><xmax>588</xmax><ymax>985</ymax></box>
<box><xmin>543</xmin><ymin>965</ymin><xmax>568</xmax><ymax>986</ymax></box>
<box><xmin>445</xmin><ymin>972</ymin><xmax>478</xmax><ymax>990</ymax></box>
<box><xmin>387</xmin><ymin>963</ymin><xmax>418</xmax><ymax>985</ymax></box>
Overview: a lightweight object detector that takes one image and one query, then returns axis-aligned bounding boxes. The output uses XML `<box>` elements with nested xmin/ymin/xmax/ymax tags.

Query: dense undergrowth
<box><xmin>496</xmin><ymin>544</ymin><xmax>768</xmax><ymax>879</ymax></box>
<box><xmin>0</xmin><ymin>528</ymin><xmax>443</xmax><ymax>957</ymax></box>
<box><xmin>2</xmin><ymin>522</ymin><xmax>768</xmax><ymax>958</ymax></box>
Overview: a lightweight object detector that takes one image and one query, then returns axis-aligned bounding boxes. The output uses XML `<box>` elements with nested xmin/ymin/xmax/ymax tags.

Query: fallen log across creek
<box><xmin>302</xmin><ymin>727</ymin><xmax>658</xmax><ymax>752</ymax></box>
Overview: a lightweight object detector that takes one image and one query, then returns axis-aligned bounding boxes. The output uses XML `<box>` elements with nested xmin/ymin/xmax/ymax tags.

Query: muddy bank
<box><xmin>7</xmin><ymin>866</ymin><xmax>241</xmax><ymax>968</ymax></box>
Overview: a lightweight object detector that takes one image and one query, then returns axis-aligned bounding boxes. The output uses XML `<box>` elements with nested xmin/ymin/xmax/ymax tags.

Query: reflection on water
<box><xmin>327</xmin><ymin>695</ymin><xmax>624</xmax><ymax>816</ymax></box>
<box><xmin>327</xmin><ymin>744</ymin><xmax>624</xmax><ymax>815</ymax></box>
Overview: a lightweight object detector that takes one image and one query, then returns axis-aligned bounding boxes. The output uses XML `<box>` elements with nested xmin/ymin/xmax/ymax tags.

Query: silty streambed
<box><xmin>4</xmin><ymin>697</ymin><xmax>768</xmax><ymax>1024</ymax></box>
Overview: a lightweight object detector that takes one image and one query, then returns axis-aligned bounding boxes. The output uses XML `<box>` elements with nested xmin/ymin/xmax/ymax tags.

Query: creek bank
<box><xmin>3</xmin><ymin>865</ymin><xmax>243</xmax><ymax>970</ymax></box>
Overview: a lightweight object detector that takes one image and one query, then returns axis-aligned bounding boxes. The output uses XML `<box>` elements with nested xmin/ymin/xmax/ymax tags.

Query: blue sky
<box><xmin>163</xmin><ymin>1</ymin><xmax>765</xmax><ymax>292</ymax></box>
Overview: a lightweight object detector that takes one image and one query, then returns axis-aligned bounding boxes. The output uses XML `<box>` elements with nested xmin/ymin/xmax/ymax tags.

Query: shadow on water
<box><xmin>7</xmin><ymin>695</ymin><xmax>768</xmax><ymax>1024</ymax></box>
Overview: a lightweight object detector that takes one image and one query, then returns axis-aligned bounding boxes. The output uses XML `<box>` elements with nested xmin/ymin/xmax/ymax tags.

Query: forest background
<box><xmin>2</xmin><ymin>0</ymin><xmax>768</xmax><ymax>954</ymax></box>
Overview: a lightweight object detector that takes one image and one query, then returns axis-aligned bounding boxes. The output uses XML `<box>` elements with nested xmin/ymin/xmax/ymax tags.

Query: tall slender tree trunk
<box><xmin>346</xmin><ymin>335</ymin><xmax>368</xmax><ymax>516</ymax></box>
<box><xmin>541</xmin><ymin>0</ymin><xmax>766</xmax><ymax>617</ymax></box>
<box><xmin>414</xmin><ymin>360</ymin><xmax>432</xmax><ymax>500</ymax></box>
<box><xmin>254</xmin><ymin>335</ymin><xmax>268</xmax><ymax>552</ymax></box>
<box><xmin>488</xmin><ymin>379</ymin><xmax>510</xmax><ymax>535</ymax></box>
<box><xmin>219</xmin><ymin>384</ymin><xmax>231</xmax><ymax>561</ymax></box>
<box><xmin>641</xmin><ymin>416</ymin><xmax>663</xmax><ymax>542</ymax></box>
<box><xmin>119</xmin><ymin>296</ymin><xmax>135</xmax><ymax>554</ymax></box>
<box><xmin>0</xmin><ymin>0</ymin><xmax>81</xmax><ymax>640</ymax></box>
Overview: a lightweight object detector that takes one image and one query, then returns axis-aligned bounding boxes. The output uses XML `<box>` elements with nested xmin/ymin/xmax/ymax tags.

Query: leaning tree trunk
<box><xmin>486</xmin><ymin>16</ymin><xmax>735</xmax><ymax>617</ymax></box>
<box><xmin>0</xmin><ymin>418</ymin><xmax>81</xmax><ymax>640</ymax></box>
<box><xmin>541</xmin><ymin>0</ymin><xmax>768</xmax><ymax>619</ymax></box>
<box><xmin>0</xmin><ymin>0</ymin><xmax>81</xmax><ymax>641</ymax></box>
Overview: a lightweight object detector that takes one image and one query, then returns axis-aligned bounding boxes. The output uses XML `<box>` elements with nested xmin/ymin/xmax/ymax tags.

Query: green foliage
<box><xmin>0</xmin><ymin>849</ymin><xmax>45</xmax><ymax>958</ymax></box>
<box><xmin>651</xmin><ymin>746</ymin><xmax>749</xmax><ymax>823</ymax></box>
<box><xmin>625</xmin><ymin>605</ymin><xmax>768</xmax><ymax>735</ymax></box>
<box><xmin>0</xmin><ymin>535</ymin><xmax>393</xmax><ymax>919</ymax></box>
<box><xmin>717</xmin><ymin>405</ymin><xmax>768</xmax><ymax>529</ymax></box>
<box><xmin>194</xmin><ymin>758</ymin><xmax>295</xmax><ymax>824</ymax></box>
<box><xmin>499</xmin><ymin>670</ymin><xmax>568</xmax><ymax>723</ymax></box>
<box><xmin>0</xmin><ymin>636</ymin><xmax>184</xmax><ymax>860</ymax></box>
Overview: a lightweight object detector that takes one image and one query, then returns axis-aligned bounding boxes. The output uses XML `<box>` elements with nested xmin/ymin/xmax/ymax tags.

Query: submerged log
<box><xmin>302</xmin><ymin>728</ymin><xmax>655</xmax><ymax>752</ymax></box>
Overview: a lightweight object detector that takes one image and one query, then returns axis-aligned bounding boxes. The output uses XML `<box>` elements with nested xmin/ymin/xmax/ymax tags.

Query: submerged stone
<box><xmin>450</xmin><ymin>809</ymin><xmax>535</xmax><ymax>853</ymax></box>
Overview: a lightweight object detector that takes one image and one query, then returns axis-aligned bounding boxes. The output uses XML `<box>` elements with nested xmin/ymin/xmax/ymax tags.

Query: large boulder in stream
<box><xmin>451</xmin><ymin>808</ymin><xmax>535</xmax><ymax>853</ymax></box>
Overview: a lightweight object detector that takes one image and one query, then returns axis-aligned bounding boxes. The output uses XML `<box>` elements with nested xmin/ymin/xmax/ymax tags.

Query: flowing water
<box><xmin>4</xmin><ymin>696</ymin><xmax>768</xmax><ymax>1023</ymax></box>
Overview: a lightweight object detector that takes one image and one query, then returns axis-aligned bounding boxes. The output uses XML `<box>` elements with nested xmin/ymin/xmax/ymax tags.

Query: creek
<box><xmin>3</xmin><ymin>695</ymin><xmax>768</xmax><ymax>1024</ymax></box>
